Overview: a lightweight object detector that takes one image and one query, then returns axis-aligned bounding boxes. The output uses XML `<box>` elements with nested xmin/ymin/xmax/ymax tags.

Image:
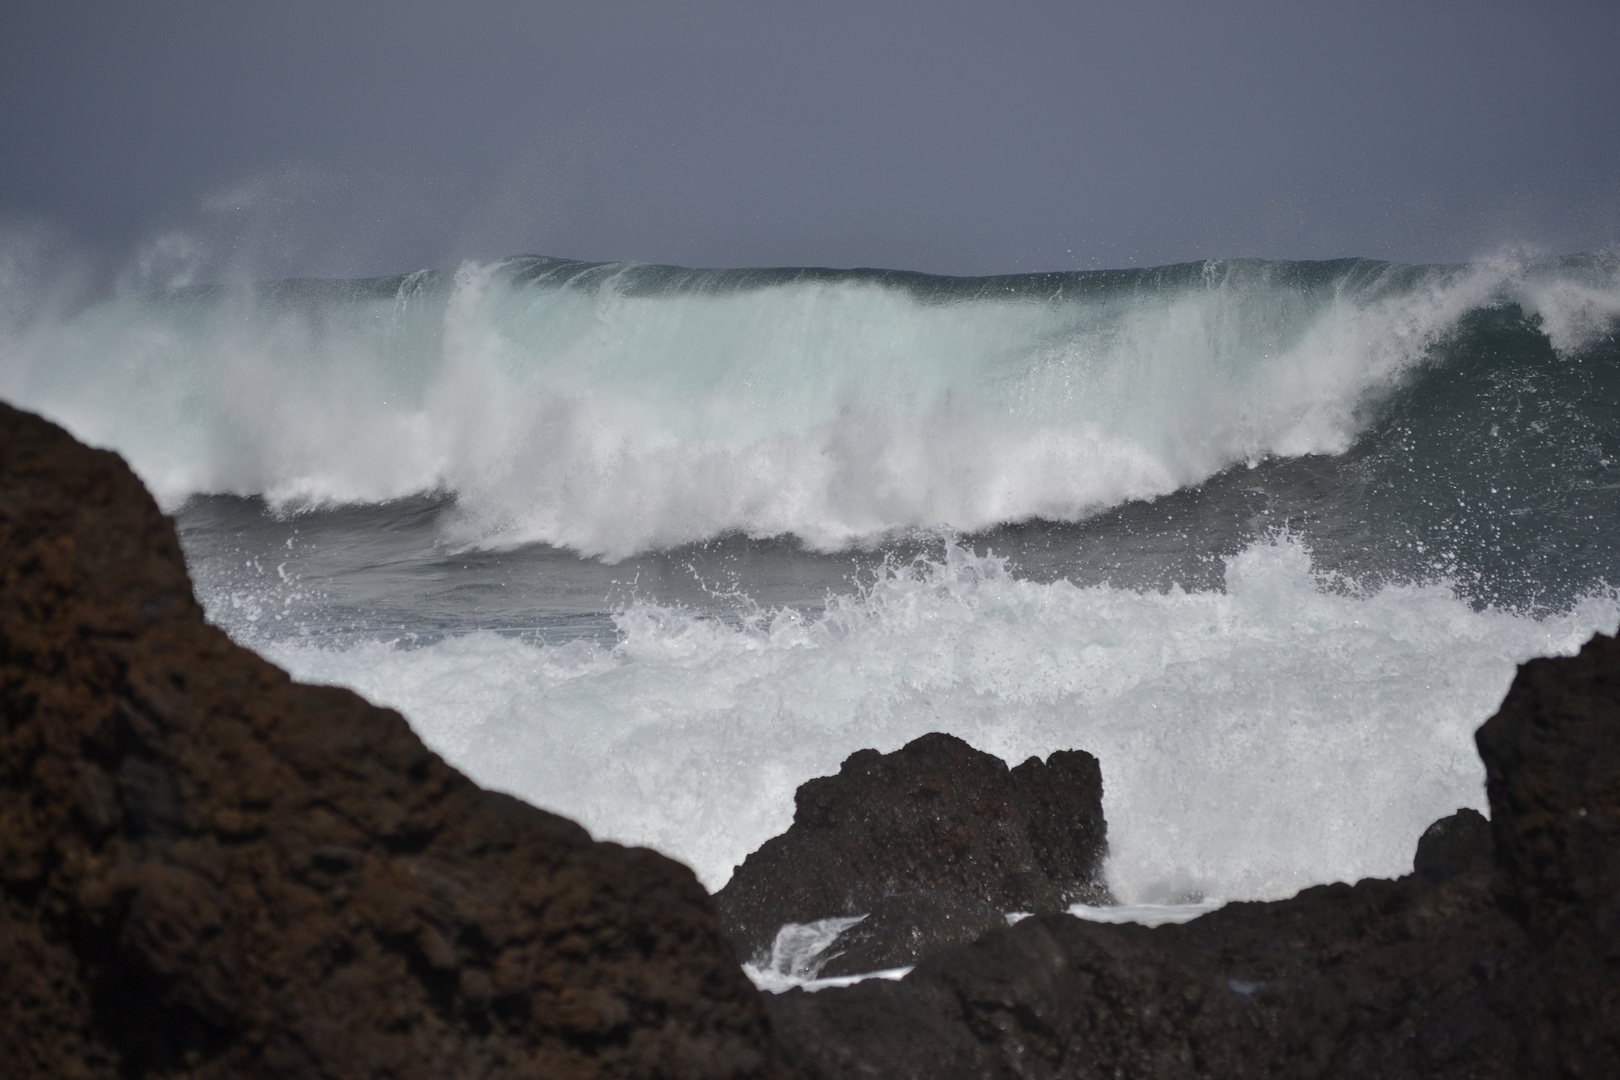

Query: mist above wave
<box><xmin>5</xmin><ymin>252</ymin><xmax>1617</xmax><ymax>558</ymax></box>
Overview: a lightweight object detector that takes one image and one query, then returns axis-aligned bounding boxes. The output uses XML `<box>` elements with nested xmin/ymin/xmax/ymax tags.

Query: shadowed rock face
<box><xmin>1476</xmin><ymin>633</ymin><xmax>1620</xmax><ymax>1072</ymax></box>
<box><xmin>713</xmin><ymin>733</ymin><xmax>1111</xmax><ymax>969</ymax></box>
<box><xmin>1412</xmin><ymin>807</ymin><xmax>1492</xmax><ymax>881</ymax></box>
<box><xmin>0</xmin><ymin>402</ymin><xmax>783</xmax><ymax>1079</ymax></box>
<box><xmin>768</xmin><ymin>633</ymin><xmax>1620</xmax><ymax>1080</ymax></box>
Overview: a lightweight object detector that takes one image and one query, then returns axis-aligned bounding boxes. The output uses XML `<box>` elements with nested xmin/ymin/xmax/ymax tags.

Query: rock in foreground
<box><xmin>770</xmin><ymin>634</ymin><xmax>1620</xmax><ymax>1079</ymax></box>
<box><xmin>0</xmin><ymin>402</ymin><xmax>782</xmax><ymax>1079</ymax></box>
<box><xmin>714</xmin><ymin>733</ymin><xmax>1111</xmax><ymax>971</ymax></box>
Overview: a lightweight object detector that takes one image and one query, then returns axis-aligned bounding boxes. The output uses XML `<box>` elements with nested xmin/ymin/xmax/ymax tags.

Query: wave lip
<box><xmin>5</xmin><ymin>252</ymin><xmax>1617</xmax><ymax>558</ymax></box>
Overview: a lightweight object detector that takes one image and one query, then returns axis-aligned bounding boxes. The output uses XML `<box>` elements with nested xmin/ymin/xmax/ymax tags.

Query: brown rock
<box><xmin>0</xmin><ymin>402</ymin><xmax>783</xmax><ymax>1079</ymax></box>
<box><xmin>769</xmin><ymin>913</ymin><xmax>1264</xmax><ymax>1080</ymax></box>
<box><xmin>714</xmin><ymin>733</ymin><xmax>1110</xmax><ymax>969</ymax></box>
<box><xmin>1411</xmin><ymin>807</ymin><xmax>1491</xmax><ymax>882</ymax></box>
<box><xmin>1475</xmin><ymin>631</ymin><xmax>1620</xmax><ymax>1075</ymax></box>
<box><xmin>814</xmin><ymin>891</ymin><xmax>1008</xmax><ymax>980</ymax></box>
<box><xmin>1477</xmin><ymin>632</ymin><xmax>1620</xmax><ymax>936</ymax></box>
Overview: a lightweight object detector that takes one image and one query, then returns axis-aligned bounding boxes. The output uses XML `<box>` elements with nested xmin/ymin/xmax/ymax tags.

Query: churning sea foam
<box><xmin>254</xmin><ymin>534</ymin><xmax>1620</xmax><ymax>902</ymax></box>
<box><xmin>7</xmin><ymin>253</ymin><xmax>1615</xmax><ymax>558</ymax></box>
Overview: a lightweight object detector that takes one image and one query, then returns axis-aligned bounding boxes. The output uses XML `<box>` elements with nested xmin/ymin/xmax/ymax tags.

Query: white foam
<box><xmin>254</xmin><ymin>535</ymin><xmax>1620</xmax><ymax>903</ymax></box>
<box><xmin>747</xmin><ymin>964</ymin><xmax>913</xmax><ymax>995</ymax></box>
<box><xmin>1502</xmin><ymin>253</ymin><xmax>1620</xmax><ymax>355</ymax></box>
<box><xmin>1068</xmin><ymin>902</ymin><xmax>1223</xmax><ymax>927</ymax></box>
<box><xmin>743</xmin><ymin>915</ymin><xmax>871</xmax><ymax>991</ymax></box>
<box><xmin>748</xmin><ymin>904</ymin><xmax>1221</xmax><ymax>990</ymax></box>
<box><xmin>8</xmin><ymin>254</ymin><xmax>1608</xmax><ymax>557</ymax></box>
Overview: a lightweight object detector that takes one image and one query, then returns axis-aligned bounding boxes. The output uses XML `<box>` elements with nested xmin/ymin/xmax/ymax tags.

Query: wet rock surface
<box><xmin>713</xmin><ymin>733</ymin><xmax>1111</xmax><ymax>969</ymax></box>
<box><xmin>815</xmin><ymin>891</ymin><xmax>1007</xmax><ymax>979</ymax></box>
<box><xmin>768</xmin><ymin>633</ymin><xmax>1620</xmax><ymax>1079</ymax></box>
<box><xmin>0</xmin><ymin>403</ymin><xmax>783</xmax><ymax>1079</ymax></box>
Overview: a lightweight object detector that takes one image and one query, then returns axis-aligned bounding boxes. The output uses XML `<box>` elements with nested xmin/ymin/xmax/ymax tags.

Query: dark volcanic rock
<box><xmin>1153</xmin><ymin>860</ymin><xmax>1531</xmax><ymax>1078</ymax></box>
<box><xmin>1476</xmin><ymin>631</ymin><xmax>1620</xmax><ymax>1075</ymax></box>
<box><xmin>714</xmin><ymin>733</ymin><xmax>1111</xmax><ymax>968</ymax></box>
<box><xmin>0</xmin><ymin>402</ymin><xmax>782</xmax><ymax>1079</ymax></box>
<box><xmin>771</xmin><ymin>853</ymin><xmax>1529</xmax><ymax>1079</ymax></box>
<box><xmin>771</xmin><ymin>632</ymin><xmax>1620</xmax><ymax>1079</ymax></box>
<box><xmin>815</xmin><ymin>892</ymin><xmax>1006</xmax><ymax>979</ymax></box>
<box><xmin>770</xmin><ymin>913</ymin><xmax>1266</xmax><ymax>1080</ymax></box>
<box><xmin>1477</xmin><ymin>633</ymin><xmax>1620</xmax><ymax>936</ymax></box>
<box><xmin>1412</xmin><ymin>807</ymin><xmax>1492</xmax><ymax>881</ymax></box>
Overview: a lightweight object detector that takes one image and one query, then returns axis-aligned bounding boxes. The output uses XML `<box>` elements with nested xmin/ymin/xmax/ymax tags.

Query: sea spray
<box><xmin>250</xmin><ymin>534</ymin><xmax>1620</xmax><ymax>902</ymax></box>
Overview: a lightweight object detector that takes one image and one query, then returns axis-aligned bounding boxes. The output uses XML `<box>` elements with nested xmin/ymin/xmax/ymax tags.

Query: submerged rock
<box><xmin>0</xmin><ymin>403</ymin><xmax>782</xmax><ymax>1079</ymax></box>
<box><xmin>769</xmin><ymin>632</ymin><xmax>1620</xmax><ymax>1079</ymax></box>
<box><xmin>713</xmin><ymin>733</ymin><xmax>1112</xmax><ymax>969</ymax></box>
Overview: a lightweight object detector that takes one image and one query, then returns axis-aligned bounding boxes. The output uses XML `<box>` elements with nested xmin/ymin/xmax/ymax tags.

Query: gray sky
<box><xmin>3</xmin><ymin>0</ymin><xmax>1618</xmax><ymax>278</ymax></box>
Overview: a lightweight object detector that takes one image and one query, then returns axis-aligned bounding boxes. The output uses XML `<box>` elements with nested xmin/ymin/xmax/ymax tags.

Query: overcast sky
<box><xmin>3</xmin><ymin>0</ymin><xmax>1618</xmax><ymax>279</ymax></box>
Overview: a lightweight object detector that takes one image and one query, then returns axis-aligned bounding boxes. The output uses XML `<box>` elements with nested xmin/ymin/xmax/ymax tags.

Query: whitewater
<box><xmin>4</xmin><ymin>251</ymin><xmax>1618</xmax><ymax>909</ymax></box>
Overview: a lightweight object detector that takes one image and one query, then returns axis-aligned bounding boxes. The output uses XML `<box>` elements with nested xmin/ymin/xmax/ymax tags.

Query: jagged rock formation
<box><xmin>767</xmin><ymin>634</ymin><xmax>1620</xmax><ymax>1079</ymax></box>
<box><xmin>713</xmin><ymin>733</ymin><xmax>1111</xmax><ymax>970</ymax></box>
<box><xmin>1476</xmin><ymin>636</ymin><xmax>1620</xmax><ymax>1073</ymax></box>
<box><xmin>0</xmin><ymin>402</ymin><xmax>782</xmax><ymax>1079</ymax></box>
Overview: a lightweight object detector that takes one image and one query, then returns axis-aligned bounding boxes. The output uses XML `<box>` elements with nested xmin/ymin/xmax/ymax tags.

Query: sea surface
<box><xmin>5</xmin><ymin>253</ymin><xmax>1619</xmax><ymax>909</ymax></box>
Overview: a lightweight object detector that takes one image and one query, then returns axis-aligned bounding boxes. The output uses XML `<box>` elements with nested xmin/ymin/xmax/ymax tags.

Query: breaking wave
<box><xmin>7</xmin><ymin>253</ymin><xmax>1617</xmax><ymax>559</ymax></box>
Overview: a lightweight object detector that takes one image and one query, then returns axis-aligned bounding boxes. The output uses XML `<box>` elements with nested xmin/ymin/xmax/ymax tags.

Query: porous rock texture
<box><xmin>713</xmin><ymin>733</ymin><xmax>1111</xmax><ymax>971</ymax></box>
<box><xmin>812</xmin><ymin>891</ymin><xmax>1007</xmax><ymax>980</ymax></box>
<box><xmin>770</xmin><ymin>634</ymin><xmax>1620</xmax><ymax>1079</ymax></box>
<box><xmin>0</xmin><ymin>401</ymin><xmax>783</xmax><ymax>1079</ymax></box>
<box><xmin>1476</xmin><ymin>635</ymin><xmax>1620</xmax><ymax>1072</ymax></box>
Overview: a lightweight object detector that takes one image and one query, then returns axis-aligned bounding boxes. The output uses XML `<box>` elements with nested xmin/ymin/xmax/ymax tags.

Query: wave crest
<box><xmin>5</xmin><ymin>252</ymin><xmax>1616</xmax><ymax>558</ymax></box>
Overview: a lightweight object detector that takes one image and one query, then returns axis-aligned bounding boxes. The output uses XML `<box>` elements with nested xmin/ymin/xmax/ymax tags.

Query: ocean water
<box><xmin>4</xmin><ymin>253</ymin><xmax>1618</xmax><ymax>909</ymax></box>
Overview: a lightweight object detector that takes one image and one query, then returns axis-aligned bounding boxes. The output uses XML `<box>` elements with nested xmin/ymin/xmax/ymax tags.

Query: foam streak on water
<box><xmin>257</xmin><ymin>535</ymin><xmax>1620</xmax><ymax>902</ymax></box>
